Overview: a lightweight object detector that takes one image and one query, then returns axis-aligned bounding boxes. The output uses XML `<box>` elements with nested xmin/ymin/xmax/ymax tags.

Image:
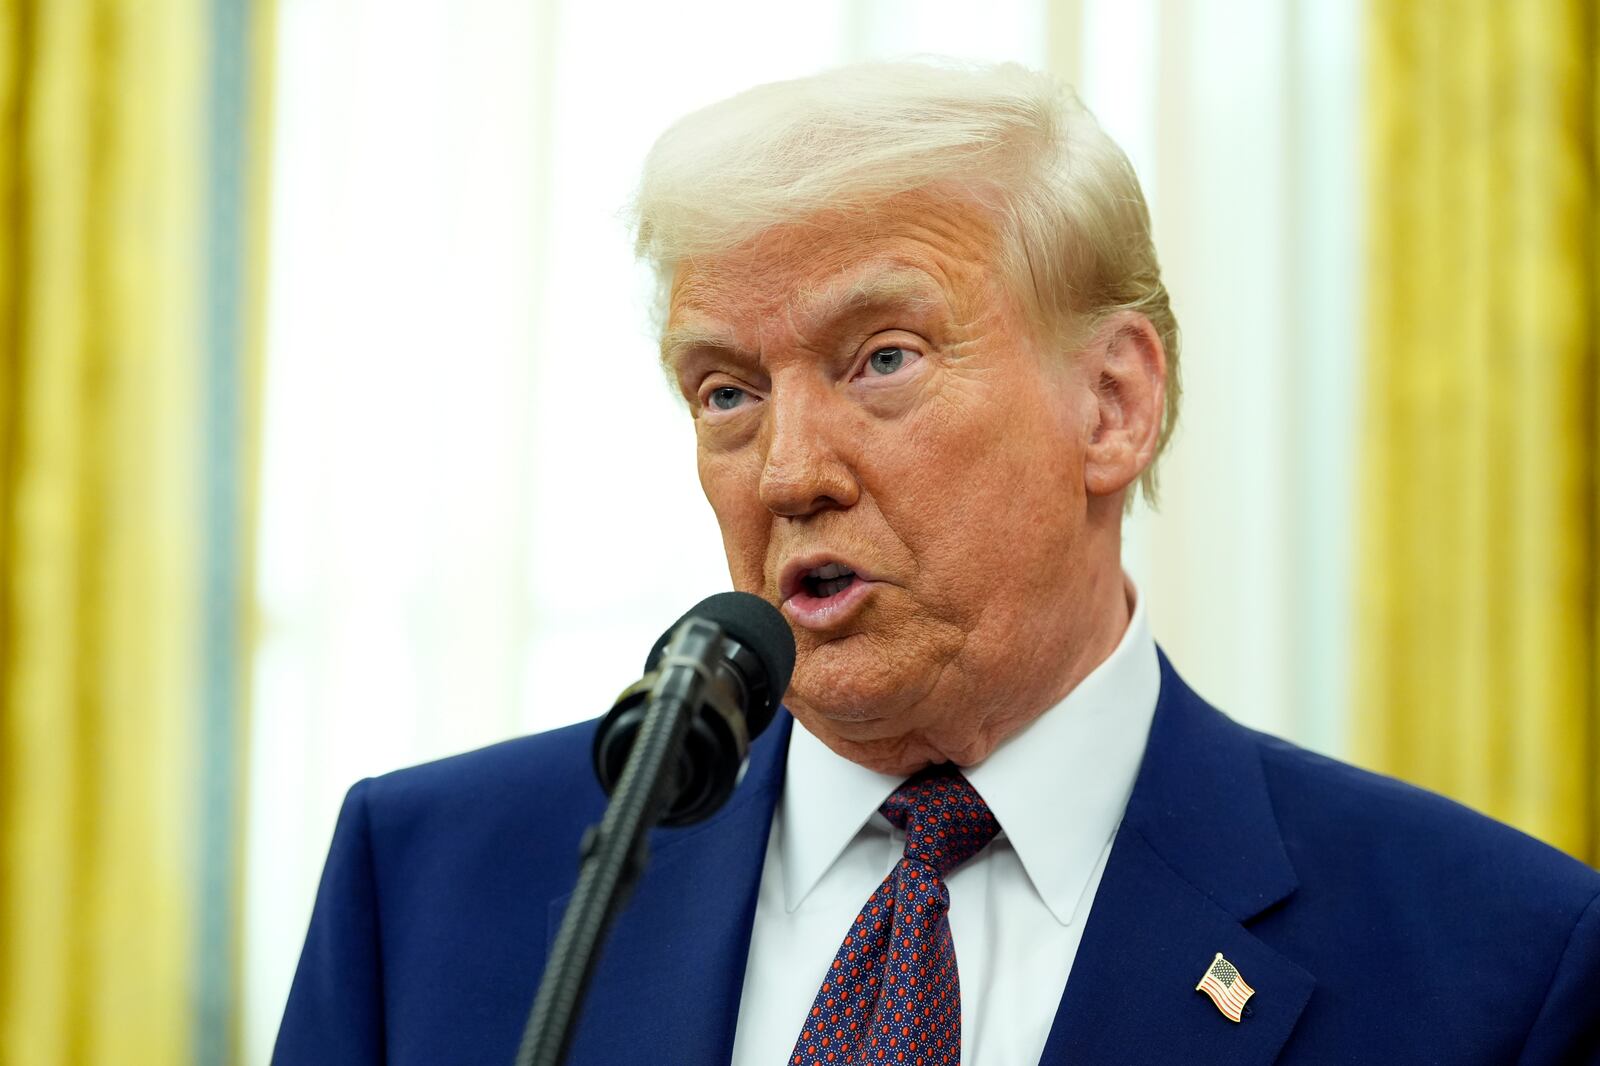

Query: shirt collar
<box><xmin>780</xmin><ymin>713</ymin><xmax>903</xmax><ymax>914</ymax></box>
<box><xmin>778</xmin><ymin>577</ymin><xmax>1160</xmax><ymax>924</ymax></box>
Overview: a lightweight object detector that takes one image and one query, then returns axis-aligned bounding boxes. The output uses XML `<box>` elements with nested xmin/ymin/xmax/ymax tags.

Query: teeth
<box><xmin>812</xmin><ymin>562</ymin><xmax>854</xmax><ymax>580</ymax></box>
<box><xmin>813</xmin><ymin>575</ymin><xmax>853</xmax><ymax>598</ymax></box>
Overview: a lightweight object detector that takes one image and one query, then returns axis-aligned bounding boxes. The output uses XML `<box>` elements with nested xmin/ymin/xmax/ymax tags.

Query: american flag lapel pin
<box><xmin>1196</xmin><ymin>952</ymin><xmax>1255</xmax><ymax>1022</ymax></box>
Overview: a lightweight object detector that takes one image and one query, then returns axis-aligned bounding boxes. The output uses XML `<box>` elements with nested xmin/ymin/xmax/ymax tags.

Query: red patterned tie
<box><xmin>789</xmin><ymin>765</ymin><xmax>1000</xmax><ymax>1065</ymax></box>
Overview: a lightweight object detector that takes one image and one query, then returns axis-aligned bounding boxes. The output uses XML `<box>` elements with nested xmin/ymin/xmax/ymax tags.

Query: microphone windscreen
<box><xmin>645</xmin><ymin>591</ymin><xmax>797</xmax><ymax>706</ymax></box>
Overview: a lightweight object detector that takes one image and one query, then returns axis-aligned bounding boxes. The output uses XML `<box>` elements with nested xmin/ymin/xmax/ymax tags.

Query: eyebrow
<box><xmin>659</xmin><ymin>267</ymin><xmax>949</xmax><ymax>372</ymax></box>
<box><xmin>659</xmin><ymin>322</ymin><xmax>741</xmax><ymax>373</ymax></box>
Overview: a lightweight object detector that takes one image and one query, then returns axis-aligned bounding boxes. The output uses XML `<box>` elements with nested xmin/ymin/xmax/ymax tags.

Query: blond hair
<box><xmin>631</xmin><ymin>59</ymin><xmax>1180</xmax><ymax>504</ymax></box>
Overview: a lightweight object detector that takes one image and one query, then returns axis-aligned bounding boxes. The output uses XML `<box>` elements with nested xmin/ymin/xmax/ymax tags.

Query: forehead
<box><xmin>664</xmin><ymin>196</ymin><xmax>1007</xmax><ymax>350</ymax></box>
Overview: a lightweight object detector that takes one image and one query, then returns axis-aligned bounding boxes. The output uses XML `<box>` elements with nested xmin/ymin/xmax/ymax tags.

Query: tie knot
<box><xmin>879</xmin><ymin>765</ymin><xmax>999</xmax><ymax>877</ymax></box>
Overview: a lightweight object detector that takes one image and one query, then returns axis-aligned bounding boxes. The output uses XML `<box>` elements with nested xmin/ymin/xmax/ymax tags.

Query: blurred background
<box><xmin>0</xmin><ymin>0</ymin><xmax>1594</xmax><ymax>1062</ymax></box>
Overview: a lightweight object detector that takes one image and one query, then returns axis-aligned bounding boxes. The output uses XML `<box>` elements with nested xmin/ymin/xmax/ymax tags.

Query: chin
<box><xmin>784</xmin><ymin>634</ymin><xmax>933</xmax><ymax>730</ymax></box>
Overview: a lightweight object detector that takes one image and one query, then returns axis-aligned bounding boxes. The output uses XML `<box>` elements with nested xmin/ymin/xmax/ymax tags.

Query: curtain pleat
<box><xmin>1360</xmin><ymin>0</ymin><xmax>1597</xmax><ymax>865</ymax></box>
<box><xmin>0</xmin><ymin>1</ymin><xmax>272</xmax><ymax>1063</ymax></box>
<box><xmin>195</xmin><ymin>0</ymin><xmax>275</xmax><ymax>1060</ymax></box>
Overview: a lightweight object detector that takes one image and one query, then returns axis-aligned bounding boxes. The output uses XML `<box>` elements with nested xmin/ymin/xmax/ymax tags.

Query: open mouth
<box><xmin>803</xmin><ymin>561</ymin><xmax>857</xmax><ymax>600</ymax></box>
<box><xmin>779</xmin><ymin>555</ymin><xmax>875</xmax><ymax>629</ymax></box>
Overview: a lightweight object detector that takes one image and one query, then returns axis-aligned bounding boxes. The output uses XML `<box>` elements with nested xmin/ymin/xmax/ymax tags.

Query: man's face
<box><xmin>664</xmin><ymin>195</ymin><xmax>1111</xmax><ymax>771</ymax></box>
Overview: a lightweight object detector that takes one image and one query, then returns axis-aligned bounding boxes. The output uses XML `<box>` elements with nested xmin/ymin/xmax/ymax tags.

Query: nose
<box><xmin>757</xmin><ymin>383</ymin><xmax>860</xmax><ymax>518</ymax></box>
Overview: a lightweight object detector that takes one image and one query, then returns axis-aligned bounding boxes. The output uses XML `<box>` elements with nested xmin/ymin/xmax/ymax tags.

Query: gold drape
<box><xmin>0</xmin><ymin>1</ymin><xmax>272</xmax><ymax>1062</ymax></box>
<box><xmin>1360</xmin><ymin>0</ymin><xmax>1598</xmax><ymax>865</ymax></box>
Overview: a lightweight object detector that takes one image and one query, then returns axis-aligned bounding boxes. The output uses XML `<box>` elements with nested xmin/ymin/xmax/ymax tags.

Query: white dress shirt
<box><xmin>731</xmin><ymin>582</ymin><xmax>1160</xmax><ymax>1065</ymax></box>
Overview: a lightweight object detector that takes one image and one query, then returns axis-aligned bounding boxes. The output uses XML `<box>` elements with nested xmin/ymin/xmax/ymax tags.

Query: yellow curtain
<box><xmin>1360</xmin><ymin>0</ymin><xmax>1597</xmax><ymax>865</ymax></box>
<box><xmin>0</xmin><ymin>1</ymin><xmax>273</xmax><ymax>1063</ymax></box>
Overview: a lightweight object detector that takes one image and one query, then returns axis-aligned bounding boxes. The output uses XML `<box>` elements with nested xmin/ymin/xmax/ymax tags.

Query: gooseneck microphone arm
<box><xmin>513</xmin><ymin>592</ymin><xmax>795</xmax><ymax>1066</ymax></box>
<box><xmin>513</xmin><ymin>619</ymin><xmax>717</xmax><ymax>1066</ymax></box>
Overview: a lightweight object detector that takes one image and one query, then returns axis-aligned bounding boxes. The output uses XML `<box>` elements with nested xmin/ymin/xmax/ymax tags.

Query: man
<box><xmin>275</xmin><ymin>62</ymin><xmax>1600</xmax><ymax>1065</ymax></box>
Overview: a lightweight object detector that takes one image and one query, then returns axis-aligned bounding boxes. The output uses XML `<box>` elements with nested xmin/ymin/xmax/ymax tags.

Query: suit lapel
<box><xmin>1039</xmin><ymin>827</ymin><xmax>1314</xmax><ymax>1064</ymax></box>
<box><xmin>1039</xmin><ymin>653</ymin><xmax>1315</xmax><ymax>1065</ymax></box>
<box><xmin>553</xmin><ymin>712</ymin><xmax>792</xmax><ymax>1065</ymax></box>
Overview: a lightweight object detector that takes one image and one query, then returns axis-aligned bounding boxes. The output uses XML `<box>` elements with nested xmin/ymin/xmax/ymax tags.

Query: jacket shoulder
<box><xmin>1249</xmin><ymin>727</ymin><xmax>1600</xmax><ymax>906</ymax></box>
<box><xmin>279</xmin><ymin>721</ymin><xmax>612</xmax><ymax>1064</ymax></box>
<box><xmin>354</xmin><ymin>718</ymin><xmax>610</xmax><ymax>883</ymax></box>
<box><xmin>365</xmin><ymin>717</ymin><xmax>602</xmax><ymax>807</ymax></box>
<box><xmin>1235</xmin><ymin>725</ymin><xmax>1600</xmax><ymax>1061</ymax></box>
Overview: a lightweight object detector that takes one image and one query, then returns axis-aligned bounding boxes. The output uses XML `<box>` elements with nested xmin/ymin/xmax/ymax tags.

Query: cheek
<box><xmin>697</xmin><ymin>447</ymin><xmax>769</xmax><ymax>589</ymax></box>
<box><xmin>871</xmin><ymin>372</ymin><xmax>1084</xmax><ymax>592</ymax></box>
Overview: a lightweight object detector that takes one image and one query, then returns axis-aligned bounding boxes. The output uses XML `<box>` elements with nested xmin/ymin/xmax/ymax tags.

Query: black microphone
<box><xmin>592</xmin><ymin>591</ymin><xmax>796</xmax><ymax>826</ymax></box>
<box><xmin>515</xmin><ymin>592</ymin><xmax>795</xmax><ymax>1066</ymax></box>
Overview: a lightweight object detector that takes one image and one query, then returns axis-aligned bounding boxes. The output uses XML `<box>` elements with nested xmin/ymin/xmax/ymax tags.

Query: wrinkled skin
<box><xmin>663</xmin><ymin>193</ymin><xmax>1166</xmax><ymax>775</ymax></box>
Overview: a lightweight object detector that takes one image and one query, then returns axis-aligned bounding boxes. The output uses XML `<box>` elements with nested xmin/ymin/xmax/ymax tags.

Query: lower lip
<box><xmin>783</xmin><ymin>576</ymin><xmax>876</xmax><ymax>630</ymax></box>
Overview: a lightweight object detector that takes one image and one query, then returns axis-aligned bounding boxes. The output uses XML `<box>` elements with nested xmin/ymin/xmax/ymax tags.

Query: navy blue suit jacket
<box><xmin>276</xmin><ymin>655</ymin><xmax>1600</xmax><ymax>1064</ymax></box>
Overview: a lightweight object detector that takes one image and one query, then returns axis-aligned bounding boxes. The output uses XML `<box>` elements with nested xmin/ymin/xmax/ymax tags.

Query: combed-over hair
<box><xmin>631</xmin><ymin>59</ymin><xmax>1180</xmax><ymax>504</ymax></box>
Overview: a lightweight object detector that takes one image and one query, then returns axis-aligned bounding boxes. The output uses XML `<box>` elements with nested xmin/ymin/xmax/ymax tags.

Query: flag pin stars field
<box><xmin>1196</xmin><ymin>952</ymin><xmax>1255</xmax><ymax>1022</ymax></box>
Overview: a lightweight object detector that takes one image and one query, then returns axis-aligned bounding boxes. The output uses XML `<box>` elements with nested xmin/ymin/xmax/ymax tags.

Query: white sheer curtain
<box><xmin>243</xmin><ymin>1</ymin><xmax>1358</xmax><ymax>1059</ymax></box>
<box><xmin>1108</xmin><ymin>0</ymin><xmax>1362</xmax><ymax>753</ymax></box>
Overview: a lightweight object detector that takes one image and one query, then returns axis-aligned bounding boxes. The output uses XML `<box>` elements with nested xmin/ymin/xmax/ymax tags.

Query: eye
<box><xmin>863</xmin><ymin>346</ymin><xmax>915</xmax><ymax>377</ymax></box>
<box><xmin>707</xmin><ymin>385</ymin><xmax>749</xmax><ymax>411</ymax></box>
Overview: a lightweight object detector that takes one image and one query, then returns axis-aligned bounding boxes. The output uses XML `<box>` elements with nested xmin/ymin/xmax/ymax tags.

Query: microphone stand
<box><xmin>512</xmin><ymin>619</ymin><xmax>719</xmax><ymax>1066</ymax></box>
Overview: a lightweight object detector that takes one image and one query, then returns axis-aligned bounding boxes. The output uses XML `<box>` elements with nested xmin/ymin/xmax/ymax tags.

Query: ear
<box><xmin>1080</xmin><ymin>311</ymin><xmax>1167</xmax><ymax>500</ymax></box>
